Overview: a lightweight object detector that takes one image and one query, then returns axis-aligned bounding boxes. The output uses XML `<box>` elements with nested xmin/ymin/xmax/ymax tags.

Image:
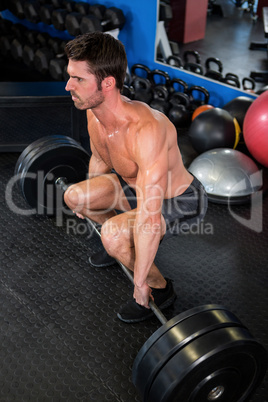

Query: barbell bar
<box><xmin>14</xmin><ymin>135</ymin><xmax>268</xmax><ymax>402</ymax></box>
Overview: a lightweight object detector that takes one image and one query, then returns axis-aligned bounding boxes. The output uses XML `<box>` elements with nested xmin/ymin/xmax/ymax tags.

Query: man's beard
<box><xmin>71</xmin><ymin>90</ymin><xmax>105</xmax><ymax>110</ymax></box>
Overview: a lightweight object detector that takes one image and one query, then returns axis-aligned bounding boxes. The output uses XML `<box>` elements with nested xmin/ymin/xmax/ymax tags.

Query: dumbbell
<box><xmin>49</xmin><ymin>49</ymin><xmax>68</xmax><ymax>81</ymax></box>
<box><xmin>34</xmin><ymin>37</ymin><xmax>67</xmax><ymax>78</ymax></box>
<box><xmin>0</xmin><ymin>19</ymin><xmax>18</xmax><ymax>58</ymax></box>
<box><xmin>8</xmin><ymin>0</ymin><xmax>26</xmax><ymax>19</ymax></box>
<box><xmin>23</xmin><ymin>34</ymin><xmax>66</xmax><ymax>78</ymax></box>
<box><xmin>80</xmin><ymin>7</ymin><xmax>126</xmax><ymax>34</ymax></box>
<box><xmin>49</xmin><ymin>2</ymin><xmax>90</xmax><ymax>31</ymax></box>
<box><xmin>21</xmin><ymin>31</ymin><xmax>38</xmax><ymax>66</ymax></box>
<box><xmin>51</xmin><ymin>0</ymin><xmax>80</xmax><ymax>31</ymax></box>
<box><xmin>8</xmin><ymin>25</ymin><xmax>30</xmax><ymax>61</ymax></box>
<box><xmin>40</xmin><ymin>3</ymin><xmax>54</xmax><ymax>25</ymax></box>
<box><xmin>64</xmin><ymin>4</ymin><xmax>105</xmax><ymax>36</ymax></box>
<box><xmin>1</xmin><ymin>21</ymin><xmax>67</xmax><ymax>80</ymax></box>
<box><xmin>40</xmin><ymin>1</ymin><xmax>72</xmax><ymax>26</ymax></box>
<box><xmin>51</xmin><ymin>3</ymin><xmax>125</xmax><ymax>34</ymax></box>
<box><xmin>73</xmin><ymin>5</ymin><xmax>107</xmax><ymax>35</ymax></box>
<box><xmin>23</xmin><ymin>0</ymin><xmax>41</xmax><ymax>24</ymax></box>
<box><xmin>22</xmin><ymin>31</ymin><xmax>49</xmax><ymax>67</ymax></box>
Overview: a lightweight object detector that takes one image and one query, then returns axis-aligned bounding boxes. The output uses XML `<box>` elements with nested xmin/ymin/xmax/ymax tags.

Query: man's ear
<box><xmin>102</xmin><ymin>76</ymin><xmax>116</xmax><ymax>92</ymax></box>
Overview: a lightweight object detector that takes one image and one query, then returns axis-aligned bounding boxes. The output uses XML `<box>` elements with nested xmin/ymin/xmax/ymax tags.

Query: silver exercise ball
<box><xmin>188</xmin><ymin>148</ymin><xmax>262</xmax><ymax>204</ymax></box>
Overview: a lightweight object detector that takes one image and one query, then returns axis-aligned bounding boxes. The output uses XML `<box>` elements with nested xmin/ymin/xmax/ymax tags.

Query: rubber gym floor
<box><xmin>1</xmin><ymin>2</ymin><xmax>268</xmax><ymax>402</ymax></box>
<box><xmin>0</xmin><ymin>126</ymin><xmax>268</xmax><ymax>401</ymax></box>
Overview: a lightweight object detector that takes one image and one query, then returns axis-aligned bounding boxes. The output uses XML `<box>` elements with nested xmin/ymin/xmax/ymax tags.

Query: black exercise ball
<box><xmin>222</xmin><ymin>96</ymin><xmax>254</xmax><ymax>130</ymax></box>
<box><xmin>188</xmin><ymin>108</ymin><xmax>236</xmax><ymax>154</ymax></box>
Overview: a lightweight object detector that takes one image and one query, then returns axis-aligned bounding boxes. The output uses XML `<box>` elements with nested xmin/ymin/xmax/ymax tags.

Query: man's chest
<box><xmin>90</xmin><ymin>130</ymin><xmax>138</xmax><ymax>179</ymax></box>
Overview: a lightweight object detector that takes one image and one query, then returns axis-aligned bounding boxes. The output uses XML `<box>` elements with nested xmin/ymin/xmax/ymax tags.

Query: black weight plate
<box><xmin>134</xmin><ymin>307</ymin><xmax>246</xmax><ymax>401</ymax></box>
<box><xmin>148</xmin><ymin>326</ymin><xmax>267</xmax><ymax>402</ymax></box>
<box><xmin>18</xmin><ymin>137</ymin><xmax>84</xmax><ymax>186</ymax></box>
<box><xmin>15</xmin><ymin>135</ymin><xmax>81</xmax><ymax>176</ymax></box>
<box><xmin>133</xmin><ymin>305</ymin><xmax>229</xmax><ymax>385</ymax></box>
<box><xmin>20</xmin><ymin>142</ymin><xmax>90</xmax><ymax>214</ymax></box>
<box><xmin>16</xmin><ymin>139</ymin><xmax>84</xmax><ymax>212</ymax></box>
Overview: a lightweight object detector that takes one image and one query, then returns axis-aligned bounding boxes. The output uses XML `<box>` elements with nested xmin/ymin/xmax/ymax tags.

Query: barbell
<box><xmin>14</xmin><ymin>135</ymin><xmax>267</xmax><ymax>401</ymax></box>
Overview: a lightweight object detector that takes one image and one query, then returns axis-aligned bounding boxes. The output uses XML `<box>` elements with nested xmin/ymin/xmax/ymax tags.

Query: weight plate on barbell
<box><xmin>15</xmin><ymin>135</ymin><xmax>81</xmax><ymax>177</ymax></box>
<box><xmin>133</xmin><ymin>305</ymin><xmax>267</xmax><ymax>402</ymax></box>
<box><xmin>133</xmin><ymin>305</ymin><xmax>225</xmax><ymax>382</ymax></box>
<box><xmin>148</xmin><ymin>326</ymin><xmax>267</xmax><ymax>402</ymax></box>
<box><xmin>15</xmin><ymin>136</ymin><xmax>90</xmax><ymax>214</ymax></box>
<box><xmin>18</xmin><ymin>137</ymin><xmax>84</xmax><ymax>186</ymax></box>
<box><xmin>133</xmin><ymin>306</ymin><xmax>245</xmax><ymax>400</ymax></box>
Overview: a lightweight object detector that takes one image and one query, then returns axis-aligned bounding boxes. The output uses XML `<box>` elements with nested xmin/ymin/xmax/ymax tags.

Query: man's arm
<box><xmin>133</xmin><ymin>122</ymin><xmax>169</xmax><ymax>307</ymax></box>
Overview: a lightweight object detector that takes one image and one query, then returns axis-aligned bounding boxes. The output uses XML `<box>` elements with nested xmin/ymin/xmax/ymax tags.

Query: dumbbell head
<box><xmin>51</xmin><ymin>8</ymin><xmax>68</xmax><ymax>31</ymax></box>
<box><xmin>80</xmin><ymin>15</ymin><xmax>103</xmax><ymax>34</ymax></box>
<box><xmin>0</xmin><ymin>36</ymin><xmax>12</xmax><ymax>57</ymax></box>
<box><xmin>102</xmin><ymin>7</ymin><xmax>126</xmax><ymax>31</ymax></box>
<box><xmin>48</xmin><ymin>37</ymin><xmax>66</xmax><ymax>55</ymax></box>
<box><xmin>88</xmin><ymin>4</ymin><xmax>107</xmax><ymax>20</ymax></box>
<box><xmin>49</xmin><ymin>56</ymin><xmax>67</xmax><ymax>80</ymax></box>
<box><xmin>50</xmin><ymin>0</ymin><xmax>64</xmax><ymax>7</ymax></box>
<box><xmin>23</xmin><ymin>0</ymin><xmax>41</xmax><ymax>24</ymax></box>
<box><xmin>74</xmin><ymin>1</ymin><xmax>90</xmax><ymax>15</ymax></box>
<box><xmin>0</xmin><ymin>23</ymin><xmax>27</xmax><ymax>59</ymax></box>
<box><xmin>24</xmin><ymin>30</ymin><xmax>38</xmax><ymax>45</ymax></box>
<box><xmin>22</xmin><ymin>42</ymin><xmax>39</xmax><ymax>66</ymax></box>
<box><xmin>40</xmin><ymin>4</ymin><xmax>54</xmax><ymax>25</ymax></box>
<box><xmin>34</xmin><ymin>47</ymin><xmax>54</xmax><ymax>74</ymax></box>
<box><xmin>10</xmin><ymin>37</ymin><xmax>24</xmax><ymax>60</ymax></box>
<box><xmin>62</xmin><ymin>0</ymin><xmax>76</xmax><ymax>13</ymax></box>
<box><xmin>9</xmin><ymin>0</ymin><xmax>26</xmax><ymax>19</ymax></box>
<box><xmin>36</xmin><ymin>32</ymin><xmax>50</xmax><ymax>47</ymax></box>
<box><xmin>65</xmin><ymin>12</ymin><xmax>83</xmax><ymax>36</ymax></box>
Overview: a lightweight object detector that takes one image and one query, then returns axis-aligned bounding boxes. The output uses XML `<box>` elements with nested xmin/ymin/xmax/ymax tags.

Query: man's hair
<box><xmin>65</xmin><ymin>32</ymin><xmax>127</xmax><ymax>91</ymax></box>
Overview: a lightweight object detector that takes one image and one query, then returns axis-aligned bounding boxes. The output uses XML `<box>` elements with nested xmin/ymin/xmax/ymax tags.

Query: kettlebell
<box><xmin>131</xmin><ymin>63</ymin><xmax>151</xmax><ymax>81</ymax></box>
<box><xmin>122</xmin><ymin>84</ymin><xmax>135</xmax><ymax>100</ymax></box>
<box><xmin>132</xmin><ymin>77</ymin><xmax>153</xmax><ymax>104</ymax></box>
<box><xmin>150</xmin><ymin>85</ymin><xmax>170</xmax><ymax>115</ymax></box>
<box><xmin>166</xmin><ymin>55</ymin><xmax>183</xmax><ymax>68</ymax></box>
<box><xmin>149</xmin><ymin>69</ymin><xmax>171</xmax><ymax>89</ymax></box>
<box><xmin>168</xmin><ymin>92</ymin><xmax>192</xmax><ymax>128</ymax></box>
<box><xmin>184</xmin><ymin>62</ymin><xmax>204</xmax><ymax>75</ymax></box>
<box><xmin>242</xmin><ymin>77</ymin><xmax>255</xmax><ymax>93</ymax></box>
<box><xmin>222</xmin><ymin>73</ymin><xmax>240</xmax><ymax>88</ymax></box>
<box><xmin>204</xmin><ymin>57</ymin><xmax>223</xmax><ymax>81</ymax></box>
<box><xmin>188</xmin><ymin>85</ymin><xmax>210</xmax><ymax>112</ymax></box>
<box><xmin>169</xmin><ymin>78</ymin><xmax>188</xmax><ymax>97</ymax></box>
<box><xmin>183</xmin><ymin>50</ymin><xmax>201</xmax><ymax>64</ymax></box>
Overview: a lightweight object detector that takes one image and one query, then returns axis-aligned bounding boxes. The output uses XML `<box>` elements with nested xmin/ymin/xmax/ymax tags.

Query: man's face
<box><xmin>65</xmin><ymin>60</ymin><xmax>104</xmax><ymax>110</ymax></box>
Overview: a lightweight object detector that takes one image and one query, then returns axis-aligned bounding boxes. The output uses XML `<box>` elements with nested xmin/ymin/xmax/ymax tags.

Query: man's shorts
<box><xmin>114</xmin><ymin>171</ymin><xmax>208</xmax><ymax>241</ymax></box>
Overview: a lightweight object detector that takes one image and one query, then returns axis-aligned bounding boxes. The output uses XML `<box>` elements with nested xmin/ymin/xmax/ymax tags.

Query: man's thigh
<box><xmin>71</xmin><ymin>173</ymin><xmax>133</xmax><ymax>212</ymax></box>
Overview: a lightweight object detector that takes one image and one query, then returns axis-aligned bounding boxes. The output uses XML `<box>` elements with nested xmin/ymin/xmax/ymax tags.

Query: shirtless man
<box><xmin>64</xmin><ymin>32</ymin><xmax>208</xmax><ymax>323</ymax></box>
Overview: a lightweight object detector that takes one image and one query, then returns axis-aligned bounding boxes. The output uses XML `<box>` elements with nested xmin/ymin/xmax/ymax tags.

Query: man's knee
<box><xmin>101</xmin><ymin>219</ymin><xmax>124</xmax><ymax>256</ymax></box>
<box><xmin>64</xmin><ymin>184</ymin><xmax>84</xmax><ymax>210</ymax></box>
